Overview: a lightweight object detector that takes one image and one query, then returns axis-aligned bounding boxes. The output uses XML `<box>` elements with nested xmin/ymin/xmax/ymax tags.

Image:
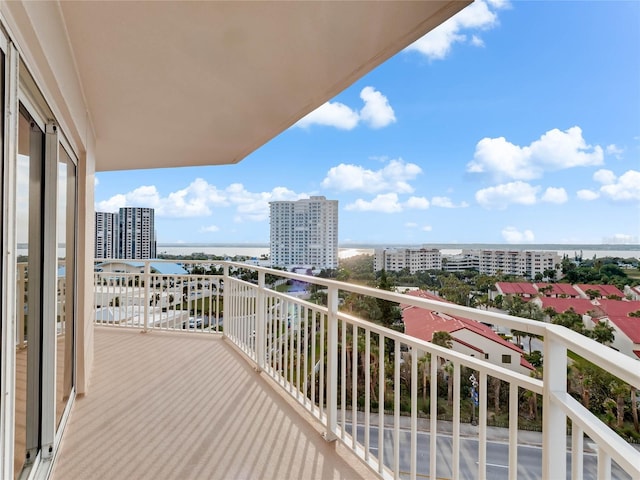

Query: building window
<box><xmin>484</xmin><ymin>353</ymin><xmax>489</xmax><ymax>360</ymax></box>
<box><xmin>501</xmin><ymin>354</ymin><xmax>512</xmax><ymax>364</ymax></box>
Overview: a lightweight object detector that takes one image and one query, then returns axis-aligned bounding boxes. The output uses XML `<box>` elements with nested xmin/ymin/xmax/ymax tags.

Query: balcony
<box><xmin>53</xmin><ymin>261</ymin><xmax>640</xmax><ymax>479</ymax></box>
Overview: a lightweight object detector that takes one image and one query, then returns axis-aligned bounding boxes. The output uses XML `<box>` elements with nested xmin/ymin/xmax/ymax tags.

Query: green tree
<box><xmin>584</xmin><ymin>288</ymin><xmax>601</xmax><ymax>300</ymax></box>
<box><xmin>375</xmin><ymin>270</ymin><xmax>402</xmax><ymax>330</ymax></box>
<box><xmin>431</xmin><ymin>331</ymin><xmax>453</xmax><ymax>348</ymax></box>
<box><xmin>437</xmin><ymin>274</ymin><xmax>472</xmax><ymax>306</ymax></box>
<box><xmin>590</xmin><ymin>320</ymin><xmax>615</xmax><ymax>345</ymax></box>
<box><xmin>552</xmin><ymin>308</ymin><xmax>585</xmax><ymax>334</ymax></box>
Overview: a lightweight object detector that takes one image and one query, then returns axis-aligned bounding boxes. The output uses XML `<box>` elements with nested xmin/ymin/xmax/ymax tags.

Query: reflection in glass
<box><xmin>56</xmin><ymin>146</ymin><xmax>75</xmax><ymax>428</ymax></box>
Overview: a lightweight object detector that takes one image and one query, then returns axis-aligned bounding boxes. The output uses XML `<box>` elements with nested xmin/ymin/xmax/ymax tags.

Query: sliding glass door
<box><xmin>14</xmin><ymin>105</ymin><xmax>45</xmax><ymax>477</ymax></box>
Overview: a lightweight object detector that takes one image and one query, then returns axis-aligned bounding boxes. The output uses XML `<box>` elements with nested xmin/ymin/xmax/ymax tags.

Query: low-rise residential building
<box><xmin>583</xmin><ymin>300</ymin><xmax>640</xmax><ymax>359</ymax></box>
<box><xmin>496</xmin><ymin>281</ymin><xmax>539</xmax><ymax>298</ymax></box>
<box><xmin>624</xmin><ymin>285</ymin><xmax>640</xmax><ymax>300</ymax></box>
<box><xmin>574</xmin><ymin>284</ymin><xmax>625</xmax><ymax>299</ymax></box>
<box><xmin>402</xmin><ymin>290</ymin><xmax>534</xmax><ymax>375</ymax></box>
<box><xmin>534</xmin><ymin>282</ymin><xmax>581</xmax><ymax>298</ymax></box>
<box><xmin>533</xmin><ymin>297</ymin><xmax>597</xmax><ymax>317</ymax></box>
<box><xmin>374</xmin><ymin>246</ymin><xmax>442</xmax><ymax>273</ymax></box>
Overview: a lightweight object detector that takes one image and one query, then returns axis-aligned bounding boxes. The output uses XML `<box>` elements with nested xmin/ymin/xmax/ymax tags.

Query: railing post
<box><xmin>142</xmin><ymin>260</ymin><xmax>150</xmax><ymax>332</ymax></box>
<box><xmin>222</xmin><ymin>264</ymin><xmax>229</xmax><ymax>339</ymax></box>
<box><xmin>324</xmin><ymin>285</ymin><xmax>338</xmax><ymax>441</ymax></box>
<box><xmin>542</xmin><ymin>330</ymin><xmax>567</xmax><ymax>479</ymax></box>
<box><xmin>255</xmin><ymin>271</ymin><xmax>266</xmax><ymax>372</ymax></box>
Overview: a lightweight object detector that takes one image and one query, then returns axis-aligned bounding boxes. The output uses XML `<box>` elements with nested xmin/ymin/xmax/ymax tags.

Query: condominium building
<box><xmin>270</xmin><ymin>196</ymin><xmax>338</xmax><ymax>270</ymax></box>
<box><xmin>118</xmin><ymin>207</ymin><xmax>157</xmax><ymax>259</ymax></box>
<box><xmin>444</xmin><ymin>249</ymin><xmax>560</xmax><ymax>278</ymax></box>
<box><xmin>94</xmin><ymin>212</ymin><xmax>119</xmax><ymax>259</ymax></box>
<box><xmin>374</xmin><ymin>246</ymin><xmax>442</xmax><ymax>273</ymax></box>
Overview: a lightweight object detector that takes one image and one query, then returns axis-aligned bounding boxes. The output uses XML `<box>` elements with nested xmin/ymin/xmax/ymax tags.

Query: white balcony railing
<box><xmin>92</xmin><ymin>260</ymin><xmax>640</xmax><ymax>480</ymax></box>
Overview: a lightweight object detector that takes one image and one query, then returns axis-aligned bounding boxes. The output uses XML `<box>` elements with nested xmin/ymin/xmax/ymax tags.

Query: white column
<box><xmin>542</xmin><ymin>330</ymin><xmax>567</xmax><ymax>478</ymax></box>
<box><xmin>324</xmin><ymin>285</ymin><xmax>338</xmax><ymax>441</ymax></box>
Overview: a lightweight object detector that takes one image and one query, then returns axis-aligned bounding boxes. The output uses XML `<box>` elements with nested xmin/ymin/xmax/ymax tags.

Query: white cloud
<box><xmin>405</xmin><ymin>222</ymin><xmax>418</xmax><ymax>228</ymax></box>
<box><xmin>467</xmin><ymin>126</ymin><xmax>604</xmax><ymax>181</ymax></box>
<box><xmin>96</xmin><ymin>178</ymin><xmax>307</xmax><ymax>222</ymax></box>
<box><xmin>200</xmin><ymin>225</ymin><xmax>220</xmax><ymax>233</ymax></box>
<box><xmin>470</xmin><ymin>35</ymin><xmax>485</xmax><ymax>47</ymax></box>
<box><xmin>431</xmin><ymin>196</ymin><xmax>469</xmax><ymax>208</ymax></box>
<box><xmin>605</xmin><ymin>144</ymin><xmax>623</xmax><ymax>158</ymax></box>
<box><xmin>577</xmin><ymin>189</ymin><xmax>600</xmax><ymax>201</ymax></box>
<box><xmin>475</xmin><ymin>181</ymin><xmax>539</xmax><ymax>209</ymax></box>
<box><xmin>296</xmin><ymin>87</ymin><xmax>395</xmax><ymax>130</ymax></box>
<box><xmin>405</xmin><ymin>196</ymin><xmax>430</xmax><ymax>209</ymax></box>
<box><xmin>600</xmin><ymin>170</ymin><xmax>640</xmax><ymax>201</ymax></box>
<box><xmin>359</xmin><ymin>86</ymin><xmax>396</xmax><ymax>128</ymax></box>
<box><xmin>406</xmin><ymin>0</ymin><xmax>506</xmax><ymax>60</ymax></box>
<box><xmin>541</xmin><ymin>187</ymin><xmax>568</xmax><ymax>204</ymax></box>
<box><xmin>94</xmin><ymin>176</ymin><xmax>100</xmax><ymax>187</ymax></box>
<box><xmin>96</xmin><ymin>193</ymin><xmax>127</xmax><ymax>213</ymax></box>
<box><xmin>345</xmin><ymin>193</ymin><xmax>402</xmax><ymax>213</ymax></box>
<box><xmin>295</xmin><ymin>101</ymin><xmax>359</xmax><ymax>130</ymax></box>
<box><xmin>593</xmin><ymin>169</ymin><xmax>616</xmax><ymax>185</ymax></box>
<box><xmin>501</xmin><ymin>227</ymin><xmax>535</xmax><ymax>243</ymax></box>
<box><xmin>421</xmin><ymin>225</ymin><xmax>433</xmax><ymax>232</ymax></box>
<box><xmin>322</xmin><ymin>158</ymin><xmax>421</xmax><ymax>193</ymax></box>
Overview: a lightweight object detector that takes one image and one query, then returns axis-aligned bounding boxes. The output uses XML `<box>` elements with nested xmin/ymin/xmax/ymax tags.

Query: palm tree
<box><xmin>609</xmin><ymin>380</ymin><xmax>629</xmax><ymax>428</ymax></box>
<box><xmin>431</xmin><ymin>331</ymin><xmax>454</xmax><ymax>406</ymax></box>
<box><xmin>417</xmin><ymin>353</ymin><xmax>431</xmax><ymax>402</ymax></box>
<box><xmin>590</xmin><ymin>320</ymin><xmax>615</xmax><ymax>346</ymax></box>
<box><xmin>631</xmin><ymin>387</ymin><xmax>639</xmax><ymax>433</ymax></box>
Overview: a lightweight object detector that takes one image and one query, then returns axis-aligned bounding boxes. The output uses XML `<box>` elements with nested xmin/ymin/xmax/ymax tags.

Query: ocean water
<box><xmin>156</xmin><ymin>243</ymin><xmax>640</xmax><ymax>260</ymax></box>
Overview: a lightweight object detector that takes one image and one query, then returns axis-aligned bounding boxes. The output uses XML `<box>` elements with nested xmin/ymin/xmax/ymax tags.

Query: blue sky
<box><xmin>95</xmin><ymin>1</ymin><xmax>640</xmax><ymax>246</ymax></box>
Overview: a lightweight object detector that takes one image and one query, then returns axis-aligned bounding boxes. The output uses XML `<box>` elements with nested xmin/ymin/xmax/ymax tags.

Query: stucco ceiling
<box><xmin>58</xmin><ymin>1</ymin><xmax>470</xmax><ymax>171</ymax></box>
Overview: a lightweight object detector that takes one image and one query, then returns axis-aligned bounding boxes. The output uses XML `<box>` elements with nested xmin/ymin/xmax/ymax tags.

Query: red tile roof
<box><xmin>496</xmin><ymin>282</ymin><xmax>538</xmax><ymax>296</ymax></box>
<box><xmin>595</xmin><ymin>299</ymin><xmax>640</xmax><ymax>317</ymax></box>
<box><xmin>634</xmin><ymin>350</ymin><xmax>640</xmax><ymax>359</ymax></box>
<box><xmin>402</xmin><ymin>291</ymin><xmax>532</xmax><ymax>370</ymax></box>
<box><xmin>539</xmin><ymin>298</ymin><xmax>596</xmax><ymax>316</ymax></box>
<box><xmin>606</xmin><ymin>316</ymin><xmax>640</xmax><ymax>343</ymax></box>
<box><xmin>536</xmin><ymin>283</ymin><xmax>580</xmax><ymax>297</ymax></box>
<box><xmin>576</xmin><ymin>284</ymin><xmax>624</xmax><ymax>298</ymax></box>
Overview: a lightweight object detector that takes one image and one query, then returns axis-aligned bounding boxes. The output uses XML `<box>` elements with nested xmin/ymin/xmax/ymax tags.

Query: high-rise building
<box><xmin>270</xmin><ymin>196</ymin><xmax>338</xmax><ymax>270</ymax></box>
<box><xmin>118</xmin><ymin>207</ymin><xmax>157</xmax><ymax>259</ymax></box>
<box><xmin>94</xmin><ymin>212</ymin><xmax>119</xmax><ymax>259</ymax></box>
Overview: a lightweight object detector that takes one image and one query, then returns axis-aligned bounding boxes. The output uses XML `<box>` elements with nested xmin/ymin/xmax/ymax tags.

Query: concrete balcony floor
<box><xmin>52</xmin><ymin>327</ymin><xmax>374</xmax><ymax>480</ymax></box>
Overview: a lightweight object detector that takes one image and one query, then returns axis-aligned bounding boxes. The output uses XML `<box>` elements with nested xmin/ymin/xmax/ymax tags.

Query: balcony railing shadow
<box><xmin>51</xmin><ymin>327</ymin><xmax>375</xmax><ymax>479</ymax></box>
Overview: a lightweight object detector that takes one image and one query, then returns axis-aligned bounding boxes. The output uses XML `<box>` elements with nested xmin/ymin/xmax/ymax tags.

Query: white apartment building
<box><xmin>374</xmin><ymin>246</ymin><xmax>442</xmax><ymax>273</ymax></box>
<box><xmin>118</xmin><ymin>207</ymin><xmax>157</xmax><ymax>259</ymax></box>
<box><xmin>270</xmin><ymin>196</ymin><xmax>338</xmax><ymax>270</ymax></box>
<box><xmin>94</xmin><ymin>212</ymin><xmax>119</xmax><ymax>259</ymax></box>
<box><xmin>451</xmin><ymin>249</ymin><xmax>560</xmax><ymax>278</ymax></box>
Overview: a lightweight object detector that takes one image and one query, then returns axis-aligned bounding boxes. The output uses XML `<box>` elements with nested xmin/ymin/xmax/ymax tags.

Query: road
<box><xmin>345</xmin><ymin>424</ymin><xmax>632</xmax><ymax>480</ymax></box>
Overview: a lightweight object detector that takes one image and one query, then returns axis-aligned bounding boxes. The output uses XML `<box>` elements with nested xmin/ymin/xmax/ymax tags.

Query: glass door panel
<box><xmin>14</xmin><ymin>107</ymin><xmax>45</xmax><ymax>476</ymax></box>
<box><xmin>56</xmin><ymin>146</ymin><xmax>75</xmax><ymax>428</ymax></box>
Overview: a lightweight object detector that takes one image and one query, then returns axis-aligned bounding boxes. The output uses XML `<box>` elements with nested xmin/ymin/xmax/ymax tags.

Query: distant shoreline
<box><xmin>155</xmin><ymin>243</ymin><xmax>640</xmax><ymax>260</ymax></box>
<box><xmin>157</xmin><ymin>242</ymin><xmax>639</xmax><ymax>250</ymax></box>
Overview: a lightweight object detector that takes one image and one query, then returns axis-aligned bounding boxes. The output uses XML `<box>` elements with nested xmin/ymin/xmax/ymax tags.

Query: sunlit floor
<box><xmin>51</xmin><ymin>327</ymin><xmax>374</xmax><ymax>480</ymax></box>
<box><xmin>14</xmin><ymin>334</ymin><xmax>71</xmax><ymax>476</ymax></box>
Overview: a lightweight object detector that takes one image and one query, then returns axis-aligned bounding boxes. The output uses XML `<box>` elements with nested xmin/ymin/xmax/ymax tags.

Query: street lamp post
<box><xmin>470</xmin><ymin>373</ymin><xmax>479</xmax><ymax>426</ymax></box>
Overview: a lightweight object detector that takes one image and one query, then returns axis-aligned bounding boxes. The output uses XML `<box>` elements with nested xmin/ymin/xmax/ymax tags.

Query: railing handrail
<box><xmin>91</xmin><ymin>258</ymin><xmax>640</xmax><ymax>478</ymax></box>
<box><xmin>92</xmin><ymin>258</ymin><xmax>639</xmax><ymax>389</ymax></box>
